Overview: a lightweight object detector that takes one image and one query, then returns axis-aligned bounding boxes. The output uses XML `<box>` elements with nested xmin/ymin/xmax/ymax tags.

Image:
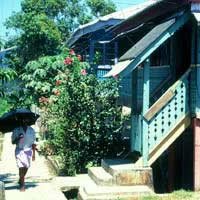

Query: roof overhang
<box><xmin>191</xmin><ymin>2</ymin><xmax>200</xmax><ymax>22</ymax></box>
<box><xmin>104</xmin><ymin>11</ymin><xmax>191</xmax><ymax>78</ymax></box>
<box><xmin>109</xmin><ymin>0</ymin><xmax>188</xmax><ymax>36</ymax></box>
<box><xmin>104</xmin><ymin>60</ymin><xmax>133</xmax><ymax>78</ymax></box>
<box><xmin>68</xmin><ymin>19</ymin><xmax>121</xmax><ymax>47</ymax></box>
<box><xmin>67</xmin><ymin>1</ymin><xmax>158</xmax><ymax>47</ymax></box>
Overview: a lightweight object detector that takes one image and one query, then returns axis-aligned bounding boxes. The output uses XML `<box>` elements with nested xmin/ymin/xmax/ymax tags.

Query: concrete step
<box><xmin>101</xmin><ymin>159</ymin><xmax>153</xmax><ymax>186</ymax></box>
<box><xmin>102</xmin><ymin>159</ymin><xmax>135</xmax><ymax>176</ymax></box>
<box><xmin>78</xmin><ymin>184</ymin><xmax>154</xmax><ymax>200</ymax></box>
<box><xmin>88</xmin><ymin>167</ymin><xmax>113</xmax><ymax>186</ymax></box>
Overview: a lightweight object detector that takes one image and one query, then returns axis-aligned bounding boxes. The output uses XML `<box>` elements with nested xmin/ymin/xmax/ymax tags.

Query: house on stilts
<box><xmin>68</xmin><ymin>0</ymin><xmax>200</xmax><ymax>199</ymax></box>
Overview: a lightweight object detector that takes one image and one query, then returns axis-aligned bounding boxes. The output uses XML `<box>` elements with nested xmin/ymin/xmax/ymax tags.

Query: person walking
<box><xmin>11</xmin><ymin>118</ymin><xmax>36</xmax><ymax>192</ymax></box>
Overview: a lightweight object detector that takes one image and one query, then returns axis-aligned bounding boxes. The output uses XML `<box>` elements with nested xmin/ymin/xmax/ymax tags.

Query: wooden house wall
<box><xmin>191</xmin><ymin>67</ymin><xmax>200</xmax><ymax>119</ymax></box>
<box><xmin>119</xmin><ymin>65</ymin><xmax>170</xmax><ymax>108</ymax></box>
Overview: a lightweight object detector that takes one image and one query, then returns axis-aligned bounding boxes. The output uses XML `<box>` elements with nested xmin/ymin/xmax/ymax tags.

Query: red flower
<box><xmin>64</xmin><ymin>57</ymin><xmax>73</xmax><ymax>65</ymax></box>
<box><xmin>81</xmin><ymin>69</ymin><xmax>87</xmax><ymax>76</ymax></box>
<box><xmin>39</xmin><ymin>97</ymin><xmax>48</xmax><ymax>104</ymax></box>
<box><xmin>77</xmin><ymin>54</ymin><xmax>81</xmax><ymax>61</ymax></box>
<box><xmin>113</xmin><ymin>75</ymin><xmax>118</xmax><ymax>79</ymax></box>
<box><xmin>54</xmin><ymin>90</ymin><xmax>59</xmax><ymax>96</ymax></box>
<box><xmin>70</xmin><ymin>49</ymin><xmax>75</xmax><ymax>55</ymax></box>
<box><xmin>56</xmin><ymin>80</ymin><xmax>61</xmax><ymax>86</ymax></box>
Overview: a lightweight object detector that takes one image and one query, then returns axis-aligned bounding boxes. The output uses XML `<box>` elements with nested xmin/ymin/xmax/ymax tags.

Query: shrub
<box><xmin>23</xmin><ymin>48</ymin><xmax>126</xmax><ymax>175</ymax></box>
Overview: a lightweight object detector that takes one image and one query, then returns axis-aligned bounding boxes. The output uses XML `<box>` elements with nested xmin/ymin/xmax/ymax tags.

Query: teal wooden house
<box><xmin>67</xmin><ymin>2</ymin><xmax>153</xmax><ymax>79</ymax></box>
<box><xmin>104</xmin><ymin>0</ymin><xmax>200</xmax><ymax>192</ymax></box>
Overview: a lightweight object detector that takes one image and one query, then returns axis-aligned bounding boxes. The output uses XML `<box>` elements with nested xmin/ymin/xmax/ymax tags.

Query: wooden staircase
<box><xmin>135</xmin><ymin>113</ymin><xmax>191</xmax><ymax>167</ymax></box>
<box><xmin>135</xmin><ymin>68</ymin><xmax>192</xmax><ymax>166</ymax></box>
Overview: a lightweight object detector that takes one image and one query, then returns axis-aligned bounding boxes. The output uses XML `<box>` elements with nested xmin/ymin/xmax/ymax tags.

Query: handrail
<box><xmin>144</xmin><ymin>89</ymin><xmax>175</xmax><ymax>121</ymax></box>
<box><xmin>144</xmin><ymin>68</ymin><xmax>191</xmax><ymax>121</ymax></box>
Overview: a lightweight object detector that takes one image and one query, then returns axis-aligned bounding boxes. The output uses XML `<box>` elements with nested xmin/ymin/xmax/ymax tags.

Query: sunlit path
<box><xmin>0</xmin><ymin>132</ymin><xmax>66</xmax><ymax>200</ymax></box>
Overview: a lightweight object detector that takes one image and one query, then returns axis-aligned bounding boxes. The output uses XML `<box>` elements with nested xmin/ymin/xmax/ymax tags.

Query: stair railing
<box><xmin>142</xmin><ymin>68</ymin><xmax>191</xmax><ymax>166</ymax></box>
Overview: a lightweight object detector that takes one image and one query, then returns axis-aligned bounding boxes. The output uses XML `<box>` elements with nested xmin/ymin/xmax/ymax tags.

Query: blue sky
<box><xmin>0</xmin><ymin>0</ymin><xmax>147</xmax><ymax>41</ymax></box>
<box><xmin>113</xmin><ymin>0</ymin><xmax>148</xmax><ymax>9</ymax></box>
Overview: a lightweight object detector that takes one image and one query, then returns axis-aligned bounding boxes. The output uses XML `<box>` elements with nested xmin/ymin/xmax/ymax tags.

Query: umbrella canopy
<box><xmin>0</xmin><ymin>108</ymin><xmax>40</xmax><ymax>133</ymax></box>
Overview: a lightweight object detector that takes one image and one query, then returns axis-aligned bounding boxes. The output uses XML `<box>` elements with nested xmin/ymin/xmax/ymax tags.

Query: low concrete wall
<box><xmin>0</xmin><ymin>181</ymin><xmax>5</xmax><ymax>200</ymax></box>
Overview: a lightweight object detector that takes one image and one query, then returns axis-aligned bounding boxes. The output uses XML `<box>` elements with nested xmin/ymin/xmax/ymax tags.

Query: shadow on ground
<box><xmin>0</xmin><ymin>173</ymin><xmax>39</xmax><ymax>190</ymax></box>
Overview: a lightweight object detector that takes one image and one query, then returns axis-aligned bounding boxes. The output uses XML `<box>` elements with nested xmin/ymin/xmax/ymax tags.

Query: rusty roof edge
<box><xmin>107</xmin><ymin>0</ymin><xmax>189</xmax><ymax>34</ymax></box>
<box><xmin>106</xmin><ymin>0</ymin><xmax>163</xmax><ymax>33</ymax></box>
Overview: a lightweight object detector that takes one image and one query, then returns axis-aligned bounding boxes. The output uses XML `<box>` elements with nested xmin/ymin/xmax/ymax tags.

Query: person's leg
<box><xmin>19</xmin><ymin>168</ymin><xmax>23</xmax><ymax>185</ymax></box>
<box><xmin>23</xmin><ymin>167</ymin><xmax>28</xmax><ymax>177</ymax></box>
<box><xmin>18</xmin><ymin>168</ymin><xmax>25</xmax><ymax>191</ymax></box>
<box><xmin>19</xmin><ymin>167</ymin><xmax>28</xmax><ymax>191</ymax></box>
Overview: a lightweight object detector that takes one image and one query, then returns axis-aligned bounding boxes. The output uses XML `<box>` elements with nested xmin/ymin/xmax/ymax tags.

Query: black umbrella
<box><xmin>0</xmin><ymin>108</ymin><xmax>40</xmax><ymax>133</ymax></box>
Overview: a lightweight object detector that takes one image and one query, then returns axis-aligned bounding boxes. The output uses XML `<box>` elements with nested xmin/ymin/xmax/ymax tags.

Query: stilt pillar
<box><xmin>193</xmin><ymin>118</ymin><xmax>200</xmax><ymax>191</ymax></box>
<box><xmin>168</xmin><ymin>144</ymin><xmax>175</xmax><ymax>192</ymax></box>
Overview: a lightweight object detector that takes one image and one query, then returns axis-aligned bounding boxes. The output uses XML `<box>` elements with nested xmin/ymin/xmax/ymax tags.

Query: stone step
<box><xmin>102</xmin><ymin>159</ymin><xmax>135</xmax><ymax>176</ymax></box>
<box><xmin>101</xmin><ymin>159</ymin><xmax>153</xmax><ymax>186</ymax></box>
<box><xmin>88</xmin><ymin>167</ymin><xmax>113</xmax><ymax>186</ymax></box>
<box><xmin>78</xmin><ymin>184</ymin><xmax>154</xmax><ymax>200</ymax></box>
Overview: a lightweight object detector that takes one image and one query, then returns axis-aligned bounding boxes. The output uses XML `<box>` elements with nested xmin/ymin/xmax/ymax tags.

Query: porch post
<box><xmin>193</xmin><ymin>18</ymin><xmax>200</xmax><ymax>191</ymax></box>
<box><xmin>103</xmin><ymin>43</ymin><xmax>106</xmax><ymax>65</ymax></box>
<box><xmin>168</xmin><ymin>144</ymin><xmax>175</xmax><ymax>192</ymax></box>
<box><xmin>131</xmin><ymin>67</ymin><xmax>140</xmax><ymax>153</ymax></box>
<box><xmin>167</xmin><ymin>34</ymin><xmax>177</xmax><ymax>193</ymax></box>
<box><xmin>89</xmin><ymin>40</ymin><xmax>95</xmax><ymax>64</ymax></box>
<box><xmin>114</xmin><ymin>41</ymin><xmax>118</xmax><ymax>65</ymax></box>
<box><xmin>142</xmin><ymin>58</ymin><xmax>150</xmax><ymax>167</ymax></box>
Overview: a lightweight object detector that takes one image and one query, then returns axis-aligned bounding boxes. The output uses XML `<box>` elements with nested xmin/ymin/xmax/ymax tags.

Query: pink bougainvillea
<box><xmin>39</xmin><ymin>96</ymin><xmax>48</xmax><ymax>104</ymax></box>
<box><xmin>54</xmin><ymin>89</ymin><xmax>59</xmax><ymax>96</ymax></box>
<box><xmin>64</xmin><ymin>57</ymin><xmax>73</xmax><ymax>65</ymax></box>
<box><xmin>77</xmin><ymin>55</ymin><xmax>81</xmax><ymax>61</ymax></box>
<box><xmin>70</xmin><ymin>49</ymin><xmax>75</xmax><ymax>55</ymax></box>
<box><xmin>56</xmin><ymin>80</ymin><xmax>61</xmax><ymax>86</ymax></box>
<box><xmin>113</xmin><ymin>75</ymin><xmax>118</xmax><ymax>79</ymax></box>
<box><xmin>81</xmin><ymin>69</ymin><xmax>87</xmax><ymax>76</ymax></box>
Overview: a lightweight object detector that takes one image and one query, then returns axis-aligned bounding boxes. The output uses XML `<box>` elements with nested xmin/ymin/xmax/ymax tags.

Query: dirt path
<box><xmin>0</xmin><ymin>132</ymin><xmax>66</xmax><ymax>200</ymax></box>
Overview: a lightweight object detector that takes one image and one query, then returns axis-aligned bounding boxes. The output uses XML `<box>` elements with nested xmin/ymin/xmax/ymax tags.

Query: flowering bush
<box><xmin>22</xmin><ymin>48</ymin><xmax>126</xmax><ymax>175</ymax></box>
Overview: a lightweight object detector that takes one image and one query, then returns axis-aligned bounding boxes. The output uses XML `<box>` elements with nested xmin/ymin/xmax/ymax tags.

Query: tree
<box><xmin>4</xmin><ymin>0</ymin><xmax>116</xmax><ymax>106</ymax></box>
<box><xmin>0</xmin><ymin>69</ymin><xmax>17</xmax><ymax>97</ymax></box>
<box><xmin>5</xmin><ymin>0</ymin><xmax>117</xmax><ymax>68</ymax></box>
<box><xmin>87</xmin><ymin>0</ymin><xmax>116</xmax><ymax>18</ymax></box>
<box><xmin>0</xmin><ymin>39</ymin><xmax>3</xmax><ymax>50</ymax></box>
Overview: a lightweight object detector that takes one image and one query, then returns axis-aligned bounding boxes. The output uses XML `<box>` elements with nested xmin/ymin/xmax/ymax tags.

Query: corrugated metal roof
<box><xmin>109</xmin><ymin>0</ymin><xmax>188</xmax><ymax>35</ymax></box>
<box><xmin>104</xmin><ymin>18</ymin><xmax>178</xmax><ymax>78</ymax></box>
<box><xmin>0</xmin><ymin>46</ymin><xmax>17</xmax><ymax>53</ymax></box>
<box><xmin>103</xmin><ymin>60</ymin><xmax>133</xmax><ymax>77</ymax></box>
<box><xmin>119</xmin><ymin>19</ymin><xmax>175</xmax><ymax>61</ymax></box>
<box><xmin>67</xmin><ymin>0</ymin><xmax>157</xmax><ymax>46</ymax></box>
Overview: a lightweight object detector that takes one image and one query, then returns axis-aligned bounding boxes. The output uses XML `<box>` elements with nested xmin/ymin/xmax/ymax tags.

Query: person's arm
<box><xmin>11</xmin><ymin>129</ymin><xmax>23</xmax><ymax>144</ymax></box>
<box><xmin>32</xmin><ymin>144</ymin><xmax>36</xmax><ymax>161</ymax></box>
<box><xmin>32</xmin><ymin>127</ymin><xmax>37</xmax><ymax>161</ymax></box>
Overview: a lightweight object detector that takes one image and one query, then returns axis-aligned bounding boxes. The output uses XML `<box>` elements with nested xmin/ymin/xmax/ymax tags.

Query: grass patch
<box><xmin>142</xmin><ymin>190</ymin><xmax>196</xmax><ymax>200</ymax></box>
<box><xmin>122</xmin><ymin>190</ymin><xmax>199</xmax><ymax>200</ymax></box>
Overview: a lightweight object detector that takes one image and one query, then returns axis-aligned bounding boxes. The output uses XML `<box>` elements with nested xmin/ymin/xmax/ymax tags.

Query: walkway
<box><xmin>0</xmin><ymin>132</ymin><xmax>67</xmax><ymax>200</ymax></box>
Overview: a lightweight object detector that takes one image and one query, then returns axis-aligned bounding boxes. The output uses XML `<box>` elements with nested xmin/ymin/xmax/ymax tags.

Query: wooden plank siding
<box><xmin>191</xmin><ymin>66</ymin><xmax>200</xmax><ymax>119</ymax></box>
<box><xmin>119</xmin><ymin>65</ymin><xmax>171</xmax><ymax>108</ymax></box>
